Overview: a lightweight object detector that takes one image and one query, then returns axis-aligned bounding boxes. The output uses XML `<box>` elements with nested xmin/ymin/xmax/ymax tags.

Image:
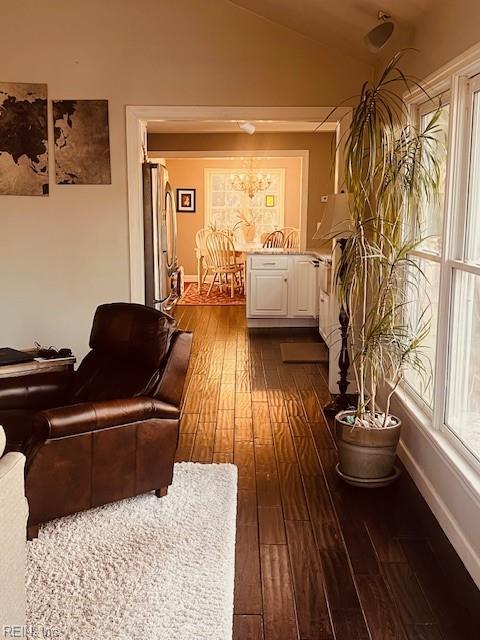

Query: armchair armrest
<box><xmin>33</xmin><ymin>396</ymin><xmax>179</xmax><ymax>440</ymax></box>
<box><xmin>0</xmin><ymin>371</ymin><xmax>73</xmax><ymax>411</ymax></box>
<box><xmin>155</xmin><ymin>331</ymin><xmax>193</xmax><ymax>408</ymax></box>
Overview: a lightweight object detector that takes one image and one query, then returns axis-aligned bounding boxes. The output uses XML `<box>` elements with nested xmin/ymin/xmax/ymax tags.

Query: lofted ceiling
<box><xmin>227</xmin><ymin>0</ymin><xmax>433</xmax><ymax>63</ymax></box>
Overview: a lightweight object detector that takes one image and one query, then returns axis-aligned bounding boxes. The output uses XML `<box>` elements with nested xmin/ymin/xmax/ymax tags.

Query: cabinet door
<box><xmin>289</xmin><ymin>257</ymin><xmax>315</xmax><ymax>317</ymax></box>
<box><xmin>248</xmin><ymin>270</ymin><xmax>288</xmax><ymax>317</ymax></box>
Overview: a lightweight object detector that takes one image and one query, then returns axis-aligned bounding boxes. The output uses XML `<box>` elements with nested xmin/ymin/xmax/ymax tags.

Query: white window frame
<box><xmin>404</xmin><ymin>62</ymin><xmax>480</xmax><ymax>471</ymax></box>
<box><xmin>204</xmin><ymin>167</ymin><xmax>285</xmax><ymax>231</ymax></box>
<box><xmin>402</xmin><ymin>93</ymin><xmax>450</xmax><ymax>415</ymax></box>
<box><xmin>442</xmin><ymin>75</ymin><xmax>480</xmax><ymax>466</ymax></box>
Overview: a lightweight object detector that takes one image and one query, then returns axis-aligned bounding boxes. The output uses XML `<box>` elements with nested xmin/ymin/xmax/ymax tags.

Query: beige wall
<box><xmin>377</xmin><ymin>2</ymin><xmax>480</xmax><ymax>80</ymax></box>
<box><xmin>166</xmin><ymin>157</ymin><xmax>302</xmax><ymax>275</ymax></box>
<box><xmin>149</xmin><ymin>132</ymin><xmax>336</xmax><ymax>253</ymax></box>
<box><xmin>0</xmin><ymin>0</ymin><xmax>372</xmax><ymax>359</ymax></box>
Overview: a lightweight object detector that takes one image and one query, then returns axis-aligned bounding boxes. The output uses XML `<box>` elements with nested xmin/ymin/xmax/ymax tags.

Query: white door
<box><xmin>248</xmin><ymin>271</ymin><xmax>288</xmax><ymax>317</ymax></box>
<box><xmin>289</xmin><ymin>257</ymin><xmax>315</xmax><ymax>316</ymax></box>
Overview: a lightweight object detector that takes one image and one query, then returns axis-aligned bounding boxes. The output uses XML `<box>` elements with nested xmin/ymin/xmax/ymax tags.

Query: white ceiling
<box><xmin>228</xmin><ymin>0</ymin><xmax>433</xmax><ymax>62</ymax></box>
<box><xmin>147</xmin><ymin>119</ymin><xmax>338</xmax><ymax>134</ymax></box>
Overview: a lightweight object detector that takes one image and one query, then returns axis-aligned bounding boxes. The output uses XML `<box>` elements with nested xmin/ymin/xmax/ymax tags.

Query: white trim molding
<box><xmin>399</xmin><ymin>439</ymin><xmax>480</xmax><ymax>588</ymax></box>
<box><xmin>392</xmin><ymin>39</ymin><xmax>480</xmax><ymax>588</ymax></box>
<box><xmin>126</xmin><ymin>106</ymin><xmax>351</xmax><ymax>303</ymax></box>
<box><xmin>407</xmin><ymin>40</ymin><xmax>480</xmax><ymax>104</ymax></box>
<box><xmin>389</xmin><ymin>387</ymin><xmax>480</xmax><ymax>588</ymax></box>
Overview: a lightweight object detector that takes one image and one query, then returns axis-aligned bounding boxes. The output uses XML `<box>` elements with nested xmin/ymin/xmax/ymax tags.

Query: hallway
<box><xmin>174</xmin><ymin>305</ymin><xmax>480</xmax><ymax>640</ymax></box>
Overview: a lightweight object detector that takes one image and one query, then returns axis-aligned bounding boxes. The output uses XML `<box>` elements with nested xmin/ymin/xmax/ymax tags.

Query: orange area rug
<box><xmin>178</xmin><ymin>282</ymin><xmax>245</xmax><ymax>306</ymax></box>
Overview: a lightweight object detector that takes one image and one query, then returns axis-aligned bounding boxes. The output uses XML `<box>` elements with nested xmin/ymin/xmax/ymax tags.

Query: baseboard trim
<box><xmin>398</xmin><ymin>438</ymin><xmax>480</xmax><ymax>588</ymax></box>
<box><xmin>247</xmin><ymin>317</ymin><xmax>318</xmax><ymax>328</ymax></box>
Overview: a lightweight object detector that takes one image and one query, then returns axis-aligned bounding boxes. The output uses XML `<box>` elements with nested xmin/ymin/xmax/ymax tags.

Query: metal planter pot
<box><xmin>335</xmin><ymin>409</ymin><xmax>401</xmax><ymax>487</ymax></box>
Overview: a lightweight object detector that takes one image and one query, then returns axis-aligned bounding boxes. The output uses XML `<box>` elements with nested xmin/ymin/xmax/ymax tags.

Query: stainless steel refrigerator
<box><xmin>142</xmin><ymin>161</ymin><xmax>181</xmax><ymax>312</ymax></box>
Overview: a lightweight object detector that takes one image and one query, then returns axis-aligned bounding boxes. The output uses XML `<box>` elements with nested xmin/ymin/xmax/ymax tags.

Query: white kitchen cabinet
<box><xmin>289</xmin><ymin>256</ymin><xmax>316</xmax><ymax>317</ymax></box>
<box><xmin>248</xmin><ymin>270</ymin><xmax>289</xmax><ymax>317</ymax></box>
<box><xmin>246</xmin><ymin>253</ymin><xmax>318</xmax><ymax>325</ymax></box>
<box><xmin>249</xmin><ymin>255</ymin><xmax>290</xmax><ymax>271</ymax></box>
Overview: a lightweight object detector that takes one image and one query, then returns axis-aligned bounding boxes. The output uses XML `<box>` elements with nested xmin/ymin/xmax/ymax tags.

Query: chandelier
<box><xmin>230</xmin><ymin>160</ymin><xmax>271</xmax><ymax>199</ymax></box>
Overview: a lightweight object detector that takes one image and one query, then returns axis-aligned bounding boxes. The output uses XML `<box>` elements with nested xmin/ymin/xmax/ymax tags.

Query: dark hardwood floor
<box><xmin>173</xmin><ymin>304</ymin><xmax>480</xmax><ymax>640</ymax></box>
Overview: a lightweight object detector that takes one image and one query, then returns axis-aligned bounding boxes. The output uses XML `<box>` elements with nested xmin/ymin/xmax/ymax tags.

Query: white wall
<box><xmin>0</xmin><ymin>0</ymin><xmax>372</xmax><ymax>360</ymax></box>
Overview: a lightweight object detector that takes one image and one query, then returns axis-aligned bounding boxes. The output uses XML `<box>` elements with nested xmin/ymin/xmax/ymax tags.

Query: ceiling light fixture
<box><xmin>230</xmin><ymin>159</ymin><xmax>271</xmax><ymax>199</ymax></box>
<box><xmin>364</xmin><ymin>10</ymin><xmax>394</xmax><ymax>53</ymax></box>
<box><xmin>238</xmin><ymin>121</ymin><xmax>256</xmax><ymax>135</ymax></box>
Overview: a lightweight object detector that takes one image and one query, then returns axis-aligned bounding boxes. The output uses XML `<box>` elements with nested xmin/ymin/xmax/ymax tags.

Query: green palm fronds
<box><xmin>333</xmin><ymin>52</ymin><xmax>442</xmax><ymax>426</ymax></box>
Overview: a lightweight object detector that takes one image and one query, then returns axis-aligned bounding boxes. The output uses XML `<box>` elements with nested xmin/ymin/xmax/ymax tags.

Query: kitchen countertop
<box><xmin>245</xmin><ymin>247</ymin><xmax>332</xmax><ymax>263</ymax></box>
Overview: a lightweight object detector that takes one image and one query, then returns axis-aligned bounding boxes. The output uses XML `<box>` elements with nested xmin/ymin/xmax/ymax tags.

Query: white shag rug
<box><xmin>26</xmin><ymin>463</ymin><xmax>238</xmax><ymax>640</ymax></box>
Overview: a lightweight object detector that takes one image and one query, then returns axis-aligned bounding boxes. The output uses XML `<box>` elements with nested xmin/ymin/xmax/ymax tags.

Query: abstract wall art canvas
<box><xmin>53</xmin><ymin>99</ymin><xmax>111</xmax><ymax>185</ymax></box>
<box><xmin>0</xmin><ymin>82</ymin><xmax>49</xmax><ymax>196</ymax></box>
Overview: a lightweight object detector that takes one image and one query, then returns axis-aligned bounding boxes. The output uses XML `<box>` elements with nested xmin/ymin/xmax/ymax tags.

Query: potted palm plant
<box><xmin>333</xmin><ymin>52</ymin><xmax>443</xmax><ymax>486</ymax></box>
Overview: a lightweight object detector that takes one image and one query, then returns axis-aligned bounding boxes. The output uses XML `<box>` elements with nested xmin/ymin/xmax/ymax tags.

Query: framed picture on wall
<box><xmin>176</xmin><ymin>188</ymin><xmax>196</xmax><ymax>212</ymax></box>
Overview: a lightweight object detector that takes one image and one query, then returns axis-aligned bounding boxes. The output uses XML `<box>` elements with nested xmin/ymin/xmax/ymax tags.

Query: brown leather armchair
<box><xmin>0</xmin><ymin>303</ymin><xmax>192</xmax><ymax>539</ymax></box>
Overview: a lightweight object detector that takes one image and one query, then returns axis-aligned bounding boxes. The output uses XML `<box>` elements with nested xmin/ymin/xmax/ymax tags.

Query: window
<box><xmin>417</xmin><ymin>104</ymin><xmax>450</xmax><ymax>254</ymax></box>
<box><xmin>205</xmin><ymin>168</ymin><xmax>285</xmax><ymax>239</ymax></box>
<box><xmin>465</xmin><ymin>88</ymin><xmax>480</xmax><ymax>265</ymax></box>
<box><xmin>404</xmin><ymin>101</ymin><xmax>450</xmax><ymax>406</ymax></box>
<box><xmin>446</xmin><ymin>271</ymin><xmax>480</xmax><ymax>455</ymax></box>
<box><xmin>403</xmin><ymin>69</ymin><xmax>480</xmax><ymax>466</ymax></box>
<box><xmin>404</xmin><ymin>256</ymin><xmax>441</xmax><ymax>405</ymax></box>
<box><xmin>445</xmin><ymin>78</ymin><xmax>480</xmax><ymax>459</ymax></box>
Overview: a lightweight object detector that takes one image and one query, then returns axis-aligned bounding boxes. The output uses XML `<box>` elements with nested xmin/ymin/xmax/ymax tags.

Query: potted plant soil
<box><xmin>332</xmin><ymin>53</ymin><xmax>443</xmax><ymax>486</ymax></box>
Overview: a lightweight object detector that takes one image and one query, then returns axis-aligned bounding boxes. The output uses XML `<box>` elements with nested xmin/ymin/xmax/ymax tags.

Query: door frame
<box><xmin>126</xmin><ymin>105</ymin><xmax>351</xmax><ymax>303</ymax></box>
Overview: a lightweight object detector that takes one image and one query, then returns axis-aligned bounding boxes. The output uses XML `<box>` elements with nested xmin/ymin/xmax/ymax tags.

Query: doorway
<box><xmin>126</xmin><ymin>106</ymin><xmax>351</xmax><ymax>304</ymax></box>
<box><xmin>148</xmin><ymin>149</ymin><xmax>308</xmax><ymax>306</ymax></box>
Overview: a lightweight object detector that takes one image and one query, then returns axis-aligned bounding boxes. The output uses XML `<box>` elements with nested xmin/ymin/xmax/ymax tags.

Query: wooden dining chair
<box><xmin>282</xmin><ymin>228</ymin><xmax>300</xmax><ymax>248</ymax></box>
<box><xmin>221</xmin><ymin>228</ymin><xmax>235</xmax><ymax>240</ymax></box>
<box><xmin>263</xmin><ymin>230</ymin><xmax>284</xmax><ymax>248</ymax></box>
<box><xmin>206</xmin><ymin>231</ymin><xmax>244</xmax><ymax>298</ymax></box>
<box><xmin>195</xmin><ymin>228</ymin><xmax>214</xmax><ymax>289</ymax></box>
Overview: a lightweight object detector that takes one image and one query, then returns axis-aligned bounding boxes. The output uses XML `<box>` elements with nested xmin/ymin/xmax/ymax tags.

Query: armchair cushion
<box><xmin>71</xmin><ymin>352</ymin><xmax>160</xmax><ymax>404</ymax></box>
<box><xmin>33</xmin><ymin>396</ymin><xmax>179</xmax><ymax>440</ymax></box>
<box><xmin>89</xmin><ymin>303</ymin><xmax>175</xmax><ymax>368</ymax></box>
<box><xmin>71</xmin><ymin>304</ymin><xmax>178</xmax><ymax>404</ymax></box>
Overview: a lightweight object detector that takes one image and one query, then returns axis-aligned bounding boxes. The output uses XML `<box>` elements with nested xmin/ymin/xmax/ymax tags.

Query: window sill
<box><xmin>393</xmin><ymin>385</ymin><xmax>480</xmax><ymax>507</ymax></box>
